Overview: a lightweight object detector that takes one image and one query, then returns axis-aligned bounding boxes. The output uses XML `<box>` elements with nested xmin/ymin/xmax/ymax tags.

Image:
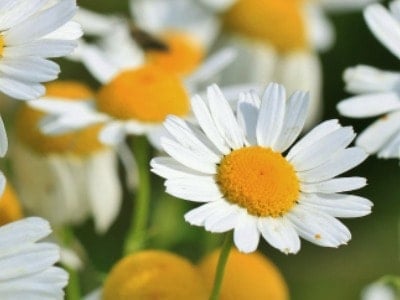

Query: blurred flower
<box><xmin>91</xmin><ymin>250</ymin><xmax>207</xmax><ymax>300</ymax></box>
<box><xmin>0</xmin><ymin>217</ymin><xmax>69</xmax><ymax>299</ymax></box>
<box><xmin>338</xmin><ymin>1</ymin><xmax>400</xmax><ymax>160</ymax></box>
<box><xmin>362</xmin><ymin>281</ymin><xmax>397</xmax><ymax>300</ymax></box>
<box><xmin>0</xmin><ymin>183</ymin><xmax>23</xmax><ymax>226</ymax></box>
<box><xmin>151</xmin><ymin>83</ymin><xmax>372</xmax><ymax>254</ymax></box>
<box><xmin>12</xmin><ymin>81</ymin><xmax>121</xmax><ymax>233</ymax></box>
<box><xmin>198</xmin><ymin>248</ymin><xmax>288</xmax><ymax>300</ymax></box>
<box><xmin>0</xmin><ymin>0</ymin><xmax>81</xmax><ymax>100</ymax></box>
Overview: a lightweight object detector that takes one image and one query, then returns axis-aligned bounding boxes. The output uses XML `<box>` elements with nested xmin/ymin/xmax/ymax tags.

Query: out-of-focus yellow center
<box><xmin>16</xmin><ymin>81</ymin><xmax>105</xmax><ymax>156</ymax></box>
<box><xmin>146</xmin><ymin>32</ymin><xmax>205</xmax><ymax>76</ymax></box>
<box><xmin>0</xmin><ymin>184</ymin><xmax>23</xmax><ymax>226</ymax></box>
<box><xmin>198</xmin><ymin>249</ymin><xmax>289</xmax><ymax>300</ymax></box>
<box><xmin>0</xmin><ymin>35</ymin><xmax>5</xmax><ymax>57</ymax></box>
<box><xmin>96</xmin><ymin>64</ymin><xmax>190</xmax><ymax>123</ymax></box>
<box><xmin>217</xmin><ymin>146</ymin><xmax>299</xmax><ymax>217</ymax></box>
<box><xmin>102</xmin><ymin>250</ymin><xmax>207</xmax><ymax>300</ymax></box>
<box><xmin>224</xmin><ymin>0</ymin><xmax>308</xmax><ymax>52</ymax></box>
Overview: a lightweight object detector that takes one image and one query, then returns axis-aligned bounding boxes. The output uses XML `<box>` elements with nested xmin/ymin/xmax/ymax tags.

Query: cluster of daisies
<box><xmin>0</xmin><ymin>0</ymin><xmax>398</xmax><ymax>299</ymax></box>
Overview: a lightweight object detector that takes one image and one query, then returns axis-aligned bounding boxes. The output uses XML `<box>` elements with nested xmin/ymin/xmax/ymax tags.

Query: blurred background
<box><xmin>15</xmin><ymin>0</ymin><xmax>400</xmax><ymax>299</ymax></box>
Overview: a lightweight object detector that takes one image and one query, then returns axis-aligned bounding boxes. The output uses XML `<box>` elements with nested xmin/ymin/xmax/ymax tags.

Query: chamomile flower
<box><xmin>0</xmin><ymin>217</ymin><xmax>68</xmax><ymax>299</ymax></box>
<box><xmin>362</xmin><ymin>281</ymin><xmax>397</xmax><ymax>300</ymax></box>
<box><xmin>12</xmin><ymin>81</ymin><xmax>121</xmax><ymax>233</ymax></box>
<box><xmin>338</xmin><ymin>1</ymin><xmax>400</xmax><ymax>160</ymax></box>
<box><xmin>0</xmin><ymin>0</ymin><xmax>81</xmax><ymax>101</ymax></box>
<box><xmin>151</xmin><ymin>83</ymin><xmax>372</xmax><ymax>254</ymax></box>
<box><xmin>214</xmin><ymin>0</ymin><xmax>378</xmax><ymax>128</ymax></box>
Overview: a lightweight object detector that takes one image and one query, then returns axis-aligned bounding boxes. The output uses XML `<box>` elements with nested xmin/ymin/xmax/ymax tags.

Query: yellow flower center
<box><xmin>224</xmin><ymin>0</ymin><xmax>308</xmax><ymax>52</ymax></box>
<box><xmin>96</xmin><ymin>64</ymin><xmax>190</xmax><ymax>123</ymax></box>
<box><xmin>198</xmin><ymin>249</ymin><xmax>289</xmax><ymax>300</ymax></box>
<box><xmin>102</xmin><ymin>250</ymin><xmax>207</xmax><ymax>300</ymax></box>
<box><xmin>146</xmin><ymin>32</ymin><xmax>205</xmax><ymax>76</ymax></box>
<box><xmin>217</xmin><ymin>146</ymin><xmax>299</xmax><ymax>217</ymax></box>
<box><xmin>0</xmin><ymin>35</ymin><xmax>5</xmax><ymax>57</ymax></box>
<box><xmin>16</xmin><ymin>81</ymin><xmax>105</xmax><ymax>156</ymax></box>
<box><xmin>0</xmin><ymin>184</ymin><xmax>23</xmax><ymax>226</ymax></box>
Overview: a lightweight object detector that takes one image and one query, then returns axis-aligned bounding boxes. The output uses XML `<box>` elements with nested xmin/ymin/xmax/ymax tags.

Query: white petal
<box><xmin>356</xmin><ymin>111</ymin><xmax>400</xmax><ymax>154</ymax></box>
<box><xmin>0</xmin><ymin>0</ymin><xmax>45</xmax><ymax>30</ymax></box>
<box><xmin>0</xmin><ymin>117</ymin><xmax>7</xmax><ymax>157</ymax></box>
<box><xmin>236</xmin><ymin>91</ymin><xmax>261</xmax><ymax>145</ymax></box>
<box><xmin>5</xmin><ymin>0</ymin><xmax>77</xmax><ymax>45</ymax></box>
<box><xmin>289</xmin><ymin>127</ymin><xmax>355</xmax><ymax>171</ymax></box>
<box><xmin>343</xmin><ymin>65</ymin><xmax>400</xmax><ymax>94</ymax></box>
<box><xmin>256</xmin><ymin>82</ymin><xmax>286</xmax><ymax>148</ymax></box>
<box><xmin>287</xmin><ymin>205</ymin><xmax>351</xmax><ymax>247</ymax></box>
<box><xmin>43</xmin><ymin>21</ymin><xmax>82</xmax><ymax>40</ymax></box>
<box><xmin>258</xmin><ymin>217</ymin><xmax>301</xmax><ymax>254</ymax></box>
<box><xmin>99</xmin><ymin>122</ymin><xmax>127</xmax><ymax>146</ymax></box>
<box><xmin>204</xmin><ymin>203</ymin><xmax>241</xmax><ymax>233</ymax></box>
<box><xmin>364</xmin><ymin>3</ymin><xmax>400</xmax><ymax>59</ymax></box>
<box><xmin>286</xmin><ymin>119</ymin><xmax>340</xmax><ymax>160</ymax></box>
<box><xmin>297</xmin><ymin>147</ymin><xmax>368</xmax><ymax>182</ymax></box>
<box><xmin>338</xmin><ymin>93</ymin><xmax>400</xmax><ymax>118</ymax></box>
<box><xmin>74</xmin><ymin>7</ymin><xmax>121</xmax><ymax>35</ymax></box>
<box><xmin>185</xmin><ymin>201</ymin><xmax>223</xmax><ymax>226</ymax></box>
<box><xmin>165</xmin><ymin>176</ymin><xmax>222</xmax><ymax>202</ymax></box>
<box><xmin>301</xmin><ymin>177</ymin><xmax>367</xmax><ymax>193</ymax></box>
<box><xmin>378</xmin><ymin>131</ymin><xmax>400</xmax><ymax>159</ymax></box>
<box><xmin>151</xmin><ymin>157</ymin><xmax>204</xmax><ymax>179</ymax></box>
<box><xmin>301</xmin><ymin>193</ymin><xmax>373</xmax><ymax>218</ymax></box>
<box><xmin>190</xmin><ymin>95</ymin><xmax>230</xmax><ymax>154</ymax></box>
<box><xmin>161</xmin><ymin>137</ymin><xmax>217</xmax><ymax>174</ymax></box>
<box><xmin>233</xmin><ymin>213</ymin><xmax>260</xmax><ymax>253</ymax></box>
<box><xmin>207</xmin><ymin>84</ymin><xmax>245</xmax><ymax>149</ymax></box>
<box><xmin>0</xmin><ymin>77</ymin><xmax>45</xmax><ymax>100</ymax></box>
<box><xmin>4</xmin><ymin>39</ymin><xmax>77</xmax><ymax>58</ymax></box>
<box><xmin>273</xmin><ymin>91</ymin><xmax>309</xmax><ymax>152</ymax></box>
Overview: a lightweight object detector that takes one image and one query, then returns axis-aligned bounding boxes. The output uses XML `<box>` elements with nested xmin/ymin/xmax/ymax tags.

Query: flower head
<box><xmin>0</xmin><ymin>0</ymin><xmax>81</xmax><ymax>100</ymax></box>
<box><xmin>151</xmin><ymin>83</ymin><xmax>372</xmax><ymax>254</ymax></box>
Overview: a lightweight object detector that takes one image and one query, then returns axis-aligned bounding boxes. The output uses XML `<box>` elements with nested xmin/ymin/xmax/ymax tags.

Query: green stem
<box><xmin>209</xmin><ymin>232</ymin><xmax>233</xmax><ymax>300</ymax></box>
<box><xmin>124</xmin><ymin>136</ymin><xmax>151</xmax><ymax>254</ymax></box>
<box><xmin>66</xmin><ymin>266</ymin><xmax>80</xmax><ymax>300</ymax></box>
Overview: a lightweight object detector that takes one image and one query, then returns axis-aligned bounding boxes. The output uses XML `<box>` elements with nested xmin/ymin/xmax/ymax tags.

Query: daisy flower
<box><xmin>0</xmin><ymin>217</ymin><xmax>68</xmax><ymax>299</ymax></box>
<box><xmin>338</xmin><ymin>1</ymin><xmax>400</xmax><ymax>160</ymax></box>
<box><xmin>12</xmin><ymin>81</ymin><xmax>122</xmax><ymax>233</ymax></box>
<box><xmin>151</xmin><ymin>83</ymin><xmax>372</xmax><ymax>254</ymax></box>
<box><xmin>362</xmin><ymin>281</ymin><xmax>397</xmax><ymax>300</ymax></box>
<box><xmin>211</xmin><ymin>0</ymin><xmax>378</xmax><ymax>128</ymax></box>
<box><xmin>0</xmin><ymin>0</ymin><xmax>81</xmax><ymax>101</ymax></box>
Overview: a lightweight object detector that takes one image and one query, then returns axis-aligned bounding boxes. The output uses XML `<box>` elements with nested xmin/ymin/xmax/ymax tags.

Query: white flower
<box><xmin>12</xmin><ymin>81</ymin><xmax>122</xmax><ymax>233</ymax></box>
<box><xmin>0</xmin><ymin>0</ymin><xmax>81</xmax><ymax>101</ymax></box>
<box><xmin>0</xmin><ymin>217</ymin><xmax>68</xmax><ymax>299</ymax></box>
<box><xmin>151</xmin><ymin>83</ymin><xmax>372</xmax><ymax>254</ymax></box>
<box><xmin>362</xmin><ymin>282</ymin><xmax>397</xmax><ymax>300</ymax></box>
<box><xmin>338</xmin><ymin>1</ymin><xmax>400</xmax><ymax>160</ymax></box>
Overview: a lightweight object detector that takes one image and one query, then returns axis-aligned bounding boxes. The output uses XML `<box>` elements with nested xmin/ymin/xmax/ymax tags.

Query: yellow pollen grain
<box><xmin>96</xmin><ymin>64</ymin><xmax>190</xmax><ymax>122</ymax></box>
<box><xmin>0</xmin><ymin>184</ymin><xmax>23</xmax><ymax>226</ymax></box>
<box><xmin>0</xmin><ymin>35</ymin><xmax>5</xmax><ymax>57</ymax></box>
<box><xmin>217</xmin><ymin>146</ymin><xmax>300</xmax><ymax>217</ymax></box>
<box><xmin>198</xmin><ymin>249</ymin><xmax>289</xmax><ymax>300</ymax></box>
<box><xmin>146</xmin><ymin>32</ymin><xmax>205</xmax><ymax>76</ymax></box>
<box><xmin>224</xmin><ymin>0</ymin><xmax>308</xmax><ymax>53</ymax></box>
<box><xmin>15</xmin><ymin>81</ymin><xmax>105</xmax><ymax>156</ymax></box>
<box><xmin>102</xmin><ymin>250</ymin><xmax>207</xmax><ymax>300</ymax></box>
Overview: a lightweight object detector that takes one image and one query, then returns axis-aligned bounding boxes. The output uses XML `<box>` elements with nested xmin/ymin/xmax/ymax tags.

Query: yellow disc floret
<box><xmin>0</xmin><ymin>184</ymin><xmax>23</xmax><ymax>226</ymax></box>
<box><xmin>96</xmin><ymin>64</ymin><xmax>190</xmax><ymax>122</ymax></box>
<box><xmin>147</xmin><ymin>32</ymin><xmax>205</xmax><ymax>76</ymax></box>
<box><xmin>217</xmin><ymin>146</ymin><xmax>300</xmax><ymax>217</ymax></box>
<box><xmin>102</xmin><ymin>250</ymin><xmax>207</xmax><ymax>300</ymax></box>
<box><xmin>15</xmin><ymin>81</ymin><xmax>105</xmax><ymax>156</ymax></box>
<box><xmin>0</xmin><ymin>35</ymin><xmax>5</xmax><ymax>57</ymax></box>
<box><xmin>224</xmin><ymin>0</ymin><xmax>308</xmax><ymax>52</ymax></box>
<box><xmin>198</xmin><ymin>248</ymin><xmax>289</xmax><ymax>300</ymax></box>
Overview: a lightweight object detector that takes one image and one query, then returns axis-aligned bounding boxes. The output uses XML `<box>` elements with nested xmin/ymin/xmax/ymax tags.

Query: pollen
<box><xmin>15</xmin><ymin>81</ymin><xmax>105</xmax><ymax>156</ymax></box>
<box><xmin>199</xmin><ymin>249</ymin><xmax>289</xmax><ymax>300</ymax></box>
<box><xmin>224</xmin><ymin>0</ymin><xmax>308</xmax><ymax>53</ymax></box>
<box><xmin>0</xmin><ymin>35</ymin><xmax>5</xmax><ymax>57</ymax></box>
<box><xmin>0</xmin><ymin>184</ymin><xmax>23</xmax><ymax>226</ymax></box>
<box><xmin>146</xmin><ymin>32</ymin><xmax>205</xmax><ymax>76</ymax></box>
<box><xmin>102</xmin><ymin>250</ymin><xmax>207</xmax><ymax>300</ymax></box>
<box><xmin>217</xmin><ymin>146</ymin><xmax>300</xmax><ymax>217</ymax></box>
<box><xmin>96</xmin><ymin>64</ymin><xmax>190</xmax><ymax>123</ymax></box>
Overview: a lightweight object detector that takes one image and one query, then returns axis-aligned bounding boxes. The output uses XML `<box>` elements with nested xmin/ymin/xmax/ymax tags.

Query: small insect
<box><xmin>129</xmin><ymin>24</ymin><xmax>169</xmax><ymax>52</ymax></box>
